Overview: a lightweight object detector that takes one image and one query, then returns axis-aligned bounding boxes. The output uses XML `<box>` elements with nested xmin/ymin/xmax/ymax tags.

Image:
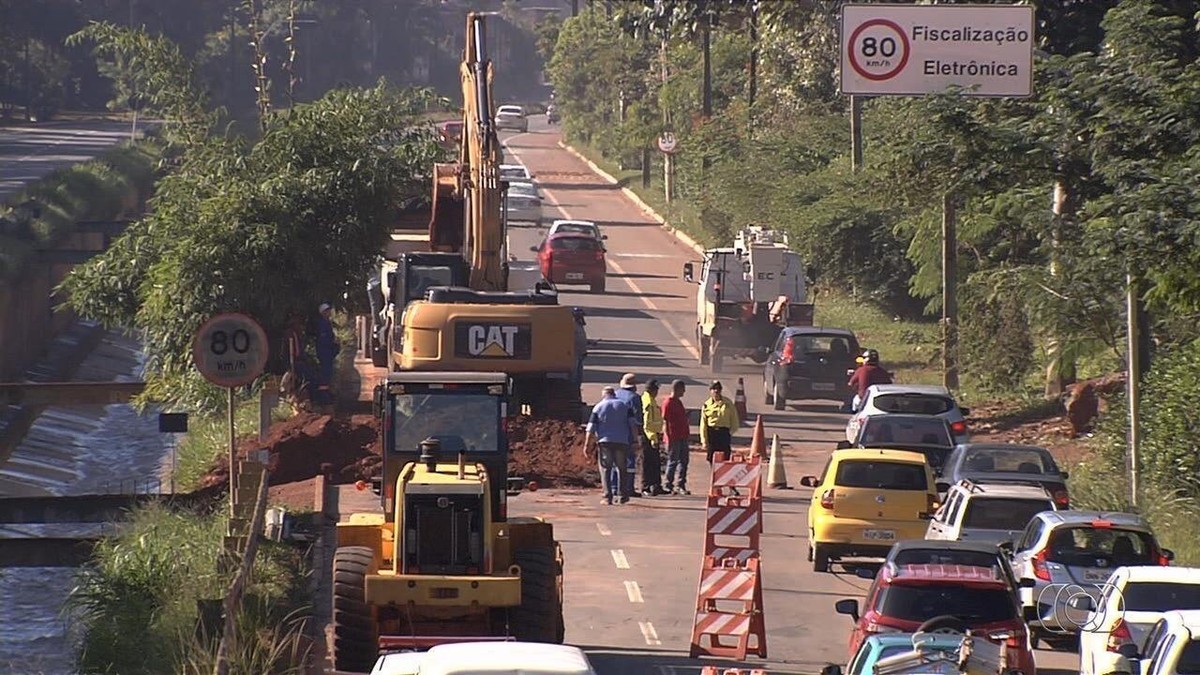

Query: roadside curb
<box><xmin>557</xmin><ymin>140</ymin><xmax>706</xmax><ymax>257</ymax></box>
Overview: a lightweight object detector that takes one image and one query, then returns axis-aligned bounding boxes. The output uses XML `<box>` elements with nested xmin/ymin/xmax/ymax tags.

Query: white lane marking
<box><xmin>624</xmin><ymin>580</ymin><xmax>644</xmax><ymax>603</ymax></box>
<box><xmin>611</xmin><ymin>549</ymin><xmax>630</xmax><ymax>569</ymax></box>
<box><xmin>596</xmin><ymin>522</ymin><xmax>611</xmax><ymax>536</ymax></box>
<box><xmin>503</xmin><ymin>137</ymin><xmax>702</xmax><ymax>361</ymax></box>
<box><xmin>639</xmin><ymin>621</ymin><xmax>662</xmax><ymax>646</ymax></box>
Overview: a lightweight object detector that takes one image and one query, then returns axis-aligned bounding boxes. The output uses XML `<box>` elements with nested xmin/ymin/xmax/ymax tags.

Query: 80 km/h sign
<box><xmin>192</xmin><ymin>313</ymin><xmax>269</xmax><ymax>388</ymax></box>
<box><xmin>840</xmin><ymin>4</ymin><xmax>1035</xmax><ymax>97</ymax></box>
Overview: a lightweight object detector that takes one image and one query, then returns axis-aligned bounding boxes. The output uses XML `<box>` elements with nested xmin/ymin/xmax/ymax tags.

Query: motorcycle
<box><xmin>546</xmin><ymin>104</ymin><xmax>560</xmax><ymax>125</ymax></box>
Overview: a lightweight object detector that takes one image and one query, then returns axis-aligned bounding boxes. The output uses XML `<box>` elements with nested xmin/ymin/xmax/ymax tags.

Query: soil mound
<box><xmin>508</xmin><ymin>416</ymin><xmax>598</xmax><ymax>488</ymax></box>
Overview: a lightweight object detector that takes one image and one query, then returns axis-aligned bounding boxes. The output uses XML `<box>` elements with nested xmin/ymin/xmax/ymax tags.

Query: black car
<box><xmin>857</xmin><ymin>539</ymin><xmax>1033</xmax><ymax>594</ymax></box>
<box><xmin>763</xmin><ymin>327</ymin><xmax>860</xmax><ymax>410</ymax></box>
<box><xmin>841</xmin><ymin>414</ymin><xmax>956</xmax><ymax>473</ymax></box>
<box><xmin>938</xmin><ymin>443</ymin><xmax>1070</xmax><ymax>508</ymax></box>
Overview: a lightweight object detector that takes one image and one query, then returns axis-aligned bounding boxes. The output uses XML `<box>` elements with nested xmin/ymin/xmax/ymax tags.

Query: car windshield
<box><xmin>1045</xmin><ymin>527</ymin><xmax>1157</xmax><ymax>566</ymax></box>
<box><xmin>787</xmin><ymin>334</ymin><xmax>856</xmax><ymax>360</ymax></box>
<box><xmin>873</xmin><ymin>393</ymin><xmax>954</xmax><ymax>415</ymax></box>
<box><xmin>553</xmin><ymin>223</ymin><xmax>597</xmax><ymax>237</ymax></box>
<box><xmin>389</xmin><ymin>394</ymin><xmax>500</xmax><ymax>455</ymax></box>
<box><xmin>860</xmin><ymin>417</ymin><xmax>952</xmax><ymax>448</ymax></box>
<box><xmin>1122</xmin><ymin>583</ymin><xmax>1200</xmax><ymax>612</ymax></box>
<box><xmin>875</xmin><ymin>584</ymin><xmax>1016</xmax><ymax>623</ymax></box>
<box><xmin>963</xmin><ymin>448</ymin><xmax>1057</xmax><ymax>474</ymax></box>
<box><xmin>835</xmin><ymin>460</ymin><xmax>928</xmax><ymax>491</ymax></box>
<box><xmin>550</xmin><ymin>237</ymin><xmax>600</xmax><ymax>252</ymax></box>
<box><xmin>962</xmin><ymin>498</ymin><xmax>1051</xmax><ymax>530</ymax></box>
<box><xmin>1177</xmin><ymin>640</ymin><xmax>1200</xmax><ymax>675</ymax></box>
<box><xmin>500</xmin><ymin>167</ymin><xmax>528</xmax><ymax>179</ymax></box>
<box><xmin>509</xmin><ymin>183</ymin><xmax>537</xmax><ymax>198</ymax></box>
<box><xmin>893</xmin><ymin>548</ymin><xmax>1002</xmax><ymax>569</ymax></box>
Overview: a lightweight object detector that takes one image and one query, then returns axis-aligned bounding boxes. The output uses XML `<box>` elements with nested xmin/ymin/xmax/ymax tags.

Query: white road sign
<box><xmin>657</xmin><ymin>132</ymin><xmax>677</xmax><ymax>154</ymax></box>
<box><xmin>840</xmin><ymin>4</ymin><xmax>1035</xmax><ymax>97</ymax></box>
<box><xmin>192</xmin><ymin>313</ymin><xmax>270</xmax><ymax>388</ymax></box>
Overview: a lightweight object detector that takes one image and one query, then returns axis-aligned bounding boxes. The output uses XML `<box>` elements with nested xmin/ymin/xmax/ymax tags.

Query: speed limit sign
<box><xmin>192</xmin><ymin>313</ymin><xmax>269</xmax><ymax>387</ymax></box>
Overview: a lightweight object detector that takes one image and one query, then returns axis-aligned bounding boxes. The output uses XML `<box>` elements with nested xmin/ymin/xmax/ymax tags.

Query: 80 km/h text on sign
<box><xmin>192</xmin><ymin>313</ymin><xmax>270</xmax><ymax>388</ymax></box>
<box><xmin>840</xmin><ymin>4</ymin><xmax>1035</xmax><ymax>97</ymax></box>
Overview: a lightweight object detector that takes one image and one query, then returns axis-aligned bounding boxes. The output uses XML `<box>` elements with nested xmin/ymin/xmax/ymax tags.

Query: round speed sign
<box><xmin>847</xmin><ymin>18</ymin><xmax>911</xmax><ymax>82</ymax></box>
<box><xmin>192</xmin><ymin>313</ymin><xmax>270</xmax><ymax>388</ymax></box>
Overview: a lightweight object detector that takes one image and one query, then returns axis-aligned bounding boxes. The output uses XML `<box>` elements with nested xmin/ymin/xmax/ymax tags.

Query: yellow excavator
<box><xmin>332</xmin><ymin>15</ymin><xmax>568</xmax><ymax>672</ymax></box>
<box><xmin>368</xmin><ymin>11</ymin><xmax>583</xmax><ymax>420</ymax></box>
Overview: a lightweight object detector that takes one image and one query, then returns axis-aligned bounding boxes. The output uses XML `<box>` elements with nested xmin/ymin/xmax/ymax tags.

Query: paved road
<box><xmin>496</xmin><ymin>118</ymin><xmax>1079</xmax><ymax>675</ymax></box>
<box><xmin>0</xmin><ymin>120</ymin><xmax>134</xmax><ymax>201</ymax></box>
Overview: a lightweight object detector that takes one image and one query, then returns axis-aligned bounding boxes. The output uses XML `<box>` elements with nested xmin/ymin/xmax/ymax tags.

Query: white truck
<box><xmin>683</xmin><ymin>226</ymin><xmax>813</xmax><ymax>372</ymax></box>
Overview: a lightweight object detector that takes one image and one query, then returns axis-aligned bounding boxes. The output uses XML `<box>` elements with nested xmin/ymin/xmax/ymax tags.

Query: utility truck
<box><xmin>683</xmin><ymin>226</ymin><xmax>813</xmax><ymax>372</ymax></box>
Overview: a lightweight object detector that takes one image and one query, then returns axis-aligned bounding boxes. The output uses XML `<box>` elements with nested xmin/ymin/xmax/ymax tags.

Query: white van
<box><xmin>370</xmin><ymin>642</ymin><xmax>596</xmax><ymax>675</ymax></box>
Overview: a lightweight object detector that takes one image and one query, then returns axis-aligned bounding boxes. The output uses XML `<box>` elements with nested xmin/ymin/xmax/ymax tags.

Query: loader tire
<box><xmin>332</xmin><ymin>546</ymin><xmax>377</xmax><ymax>673</ymax></box>
<box><xmin>511</xmin><ymin>547</ymin><xmax>563</xmax><ymax>643</ymax></box>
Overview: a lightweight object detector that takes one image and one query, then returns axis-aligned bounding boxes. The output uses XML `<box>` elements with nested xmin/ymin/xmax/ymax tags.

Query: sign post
<box><xmin>658</xmin><ymin>132</ymin><xmax>678</xmax><ymax>205</ymax></box>
<box><xmin>839</xmin><ymin>4</ymin><xmax>1034</xmax><ymax>390</ymax></box>
<box><xmin>192</xmin><ymin>313</ymin><xmax>270</xmax><ymax>517</ymax></box>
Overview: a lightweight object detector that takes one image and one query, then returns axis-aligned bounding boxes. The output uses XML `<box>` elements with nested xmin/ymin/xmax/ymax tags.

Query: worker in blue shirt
<box><xmin>583</xmin><ymin>386</ymin><xmax>637</xmax><ymax>505</ymax></box>
<box><xmin>615</xmin><ymin>373</ymin><xmax>643</xmax><ymax>495</ymax></box>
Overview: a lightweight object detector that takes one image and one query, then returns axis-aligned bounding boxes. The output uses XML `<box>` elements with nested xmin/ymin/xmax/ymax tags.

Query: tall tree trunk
<box><xmin>701</xmin><ymin>20</ymin><xmax>712</xmax><ymax>118</ymax></box>
<box><xmin>1044</xmin><ymin>177</ymin><xmax>1077</xmax><ymax>398</ymax></box>
<box><xmin>748</xmin><ymin>2</ymin><xmax>757</xmax><ymax>114</ymax></box>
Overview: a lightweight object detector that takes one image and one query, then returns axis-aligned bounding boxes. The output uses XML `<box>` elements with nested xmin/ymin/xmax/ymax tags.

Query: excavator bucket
<box><xmin>428</xmin><ymin>163</ymin><xmax>465</xmax><ymax>252</ymax></box>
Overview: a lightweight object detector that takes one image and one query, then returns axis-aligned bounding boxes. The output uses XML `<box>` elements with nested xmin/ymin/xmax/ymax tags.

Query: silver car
<box><xmin>495</xmin><ymin>111</ymin><xmax>528</xmax><ymax>132</ymax></box>
<box><xmin>505</xmin><ymin>192</ymin><xmax>541</xmax><ymax>225</ymax></box>
<box><xmin>1008</xmin><ymin>511</ymin><xmax>1169</xmax><ymax>647</ymax></box>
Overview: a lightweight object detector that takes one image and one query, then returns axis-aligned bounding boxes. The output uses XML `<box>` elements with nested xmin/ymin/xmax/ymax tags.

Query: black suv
<box><xmin>938</xmin><ymin>443</ymin><xmax>1070</xmax><ymax>507</ymax></box>
<box><xmin>763</xmin><ymin>327</ymin><xmax>860</xmax><ymax>410</ymax></box>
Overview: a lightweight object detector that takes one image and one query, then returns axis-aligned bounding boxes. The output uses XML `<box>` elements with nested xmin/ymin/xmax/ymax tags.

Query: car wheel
<box><xmin>764</xmin><ymin>376</ymin><xmax>774</xmax><ymax>405</ymax></box>
<box><xmin>812</xmin><ymin>544</ymin><xmax>830</xmax><ymax>573</ymax></box>
<box><xmin>773</xmin><ymin>379</ymin><xmax>786</xmax><ymax>411</ymax></box>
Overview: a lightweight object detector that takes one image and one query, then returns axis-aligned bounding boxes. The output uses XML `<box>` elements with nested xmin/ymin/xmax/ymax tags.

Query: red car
<box><xmin>835</xmin><ymin>563</ymin><xmax>1037</xmax><ymax>675</ymax></box>
<box><xmin>533</xmin><ymin>233</ymin><xmax>606</xmax><ymax>293</ymax></box>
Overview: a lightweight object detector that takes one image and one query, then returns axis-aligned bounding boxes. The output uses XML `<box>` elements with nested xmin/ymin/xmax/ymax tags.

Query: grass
<box><xmin>69</xmin><ymin>503</ymin><xmax>314</xmax><ymax>673</ymax></box>
<box><xmin>172</xmin><ymin>394</ymin><xmax>292</xmax><ymax>492</ymax></box>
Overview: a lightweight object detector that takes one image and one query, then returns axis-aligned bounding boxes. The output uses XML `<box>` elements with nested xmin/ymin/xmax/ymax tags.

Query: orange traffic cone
<box><xmin>734</xmin><ymin>377</ymin><xmax>748</xmax><ymax>425</ymax></box>
<box><xmin>748</xmin><ymin>415</ymin><xmax>766</xmax><ymax>458</ymax></box>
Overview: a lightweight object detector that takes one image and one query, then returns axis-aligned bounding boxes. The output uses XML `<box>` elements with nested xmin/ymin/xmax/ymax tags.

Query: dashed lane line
<box><xmin>611</xmin><ymin>549</ymin><xmax>630</xmax><ymax>569</ymax></box>
<box><xmin>596</xmin><ymin>522</ymin><xmax>612</xmax><ymax>536</ymax></box>
<box><xmin>624</xmin><ymin>580</ymin><xmax>644</xmax><ymax>603</ymax></box>
<box><xmin>503</xmin><ymin>137</ymin><xmax>701</xmax><ymax>361</ymax></box>
<box><xmin>639</xmin><ymin>621</ymin><xmax>662</xmax><ymax>646</ymax></box>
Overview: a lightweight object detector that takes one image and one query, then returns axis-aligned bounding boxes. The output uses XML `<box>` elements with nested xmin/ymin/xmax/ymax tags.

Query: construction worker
<box><xmin>700</xmin><ymin>380</ymin><xmax>739</xmax><ymax>464</ymax></box>
<box><xmin>312</xmin><ymin>303</ymin><xmax>340</xmax><ymax>405</ymax></box>
<box><xmin>583</xmin><ymin>386</ymin><xmax>637</xmax><ymax>505</ymax></box>
<box><xmin>640</xmin><ymin>379</ymin><xmax>665</xmax><ymax>496</ymax></box>
<box><xmin>615</xmin><ymin>373</ymin><xmax>643</xmax><ymax>496</ymax></box>
<box><xmin>662</xmin><ymin>379</ymin><xmax>691</xmax><ymax>495</ymax></box>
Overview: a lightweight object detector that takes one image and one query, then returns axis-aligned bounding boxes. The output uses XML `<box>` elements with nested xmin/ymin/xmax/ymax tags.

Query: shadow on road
<box><xmin>576</xmin><ymin>306</ymin><xmax>657</xmax><ymax>320</ymax></box>
<box><xmin>588</xmin><ymin>340</ymin><xmax>664</xmax><ymax>354</ymax></box>
<box><xmin>607</xmin><ymin>272</ymin><xmax>676</xmax><ymax>280</ymax></box>
<box><xmin>601</xmin><ymin>290</ymin><xmax>687</xmax><ymax>300</ymax></box>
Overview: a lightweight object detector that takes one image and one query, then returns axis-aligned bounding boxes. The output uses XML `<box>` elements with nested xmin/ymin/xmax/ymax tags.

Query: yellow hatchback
<box><xmin>801</xmin><ymin>448</ymin><xmax>939</xmax><ymax>573</ymax></box>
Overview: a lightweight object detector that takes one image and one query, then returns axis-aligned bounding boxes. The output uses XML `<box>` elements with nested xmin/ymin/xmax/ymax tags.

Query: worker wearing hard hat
<box><xmin>700</xmin><ymin>380</ymin><xmax>739</xmax><ymax>464</ymax></box>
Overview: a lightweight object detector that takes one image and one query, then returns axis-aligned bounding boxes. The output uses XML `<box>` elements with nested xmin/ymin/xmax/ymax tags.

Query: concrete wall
<box><xmin>0</xmin><ymin>231</ymin><xmax>106</xmax><ymax>380</ymax></box>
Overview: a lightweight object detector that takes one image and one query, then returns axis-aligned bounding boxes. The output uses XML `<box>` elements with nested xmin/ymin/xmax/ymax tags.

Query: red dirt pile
<box><xmin>199</xmin><ymin>412</ymin><xmax>381</xmax><ymax>489</ymax></box>
<box><xmin>507</xmin><ymin>416</ymin><xmax>598</xmax><ymax>488</ymax></box>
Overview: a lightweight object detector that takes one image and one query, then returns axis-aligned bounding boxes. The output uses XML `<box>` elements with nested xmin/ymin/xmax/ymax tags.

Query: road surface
<box><xmin>0</xmin><ymin>120</ymin><xmax>134</xmax><ymax>201</ymax></box>
<box><xmin>493</xmin><ymin>117</ymin><xmax>1079</xmax><ymax>674</ymax></box>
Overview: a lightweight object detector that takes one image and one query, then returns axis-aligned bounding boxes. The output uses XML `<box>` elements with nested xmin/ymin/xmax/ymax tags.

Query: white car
<box><xmin>505</xmin><ymin>192</ymin><xmax>542</xmax><ymax>225</ymax></box>
<box><xmin>548</xmin><ymin>219</ymin><xmax>604</xmax><ymax>242</ymax></box>
<box><xmin>495</xmin><ymin>105</ymin><xmax>528</xmax><ymax>132</ymax></box>
<box><xmin>508</xmin><ymin>181</ymin><xmax>539</xmax><ymax>199</ymax></box>
<box><xmin>1102</xmin><ymin>610</ymin><xmax>1200</xmax><ymax>675</ymax></box>
<box><xmin>846</xmin><ymin>384</ymin><xmax>970</xmax><ymax>444</ymax></box>
<box><xmin>500</xmin><ymin>164</ymin><xmax>533</xmax><ymax>181</ymax></box>
<box><xmin>371</xmin><ymin>641</ymin><xmax>596</xmax><ymax>675</ymax></box>
<box><xmin>1077</xmin><ymin>567</ymin><xmax>1200</xmax><ymax>675</ymax></box>
<box><xmin>925</xmin><ymin>479</ymin><xmax>1057</xmax><ymax>548</ymax></box>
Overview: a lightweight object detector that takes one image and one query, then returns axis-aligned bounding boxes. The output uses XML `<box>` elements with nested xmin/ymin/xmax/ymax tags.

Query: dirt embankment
<box><xmin>198</xmin><ymin>412</ymin><xmax>598</xmax><ymax>495</ymax></box>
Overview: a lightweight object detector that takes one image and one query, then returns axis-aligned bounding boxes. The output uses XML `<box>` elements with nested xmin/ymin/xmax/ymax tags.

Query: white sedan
<box><xmin>548</xmin><ymin>219</ymin><xmax>604</xmax><ymax>242</ymax></box>
<box><xmin>1077</xmin><ymin>566</ymin><xmax>1200</xmax><ymax>675</ymax></box>
<box><xmin>495</xmin><ymin>105</ymin><xmax>528</xmax><ymax>132</ymax></box>
<box><xmin>845</xmin><ymin>383</ymin><xmax>970</xmax><ymax>444</ymax></box>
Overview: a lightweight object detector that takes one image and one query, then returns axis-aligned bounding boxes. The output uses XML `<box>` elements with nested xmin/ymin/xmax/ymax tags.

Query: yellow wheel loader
<box><xmin>331</xmin><ymin>372</ymin><xmax>564</xmax><ymax>673</ymax></box>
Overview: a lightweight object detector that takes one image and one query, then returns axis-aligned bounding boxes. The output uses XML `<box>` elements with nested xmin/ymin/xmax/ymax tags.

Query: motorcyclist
<box><xmin>845</xmin><ymin>349</ymin><xmax>892</xmax><ymax>413</ymax></box>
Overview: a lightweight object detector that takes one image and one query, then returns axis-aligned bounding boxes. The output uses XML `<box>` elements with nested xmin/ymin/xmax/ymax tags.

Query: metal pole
<box><xmin>571</xmin><ymin>0</ymin><xmax>578</xmax><ymax>17</ymax></box>
<box><xmin>850</xmin><ymin>95</ymin><xmax>864</xmax><ymax>171</ymax></box>
<box><xmin>228</xmin><ymin>386</ymin><xmax>236</xmax><ymax>516</ymax></box>
<box><xmin>701</xmin><ymin>23</ymin><xmax>712</xmax><ymax>118</ymax></box>
<box><xmin>942</xmin><ymin>193</ymin><xmax>959</xmax><ymax>390</ymax></box>
<box><xmin>1126</xmin><ymin>273</ymin><xmax>1141</xmax><ymax>507</ymax></box>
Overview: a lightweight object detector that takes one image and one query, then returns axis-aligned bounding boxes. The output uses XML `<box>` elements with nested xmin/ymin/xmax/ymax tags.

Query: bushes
<box><xmin>960</xmin><ymin>280</ymin><xmax>1036</xmax><ymax>393</ymax></box>
<box><xmin>0</xmin><ymin>142</ymin><xmax>162</xmax><ymax>283</ymax></box>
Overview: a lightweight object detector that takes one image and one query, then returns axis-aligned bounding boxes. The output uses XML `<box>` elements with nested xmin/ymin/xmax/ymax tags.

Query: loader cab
<box><xmin>375</xmin><ymin>372</ymin><xmax>512</xmax><ymax>522</ymax></box>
